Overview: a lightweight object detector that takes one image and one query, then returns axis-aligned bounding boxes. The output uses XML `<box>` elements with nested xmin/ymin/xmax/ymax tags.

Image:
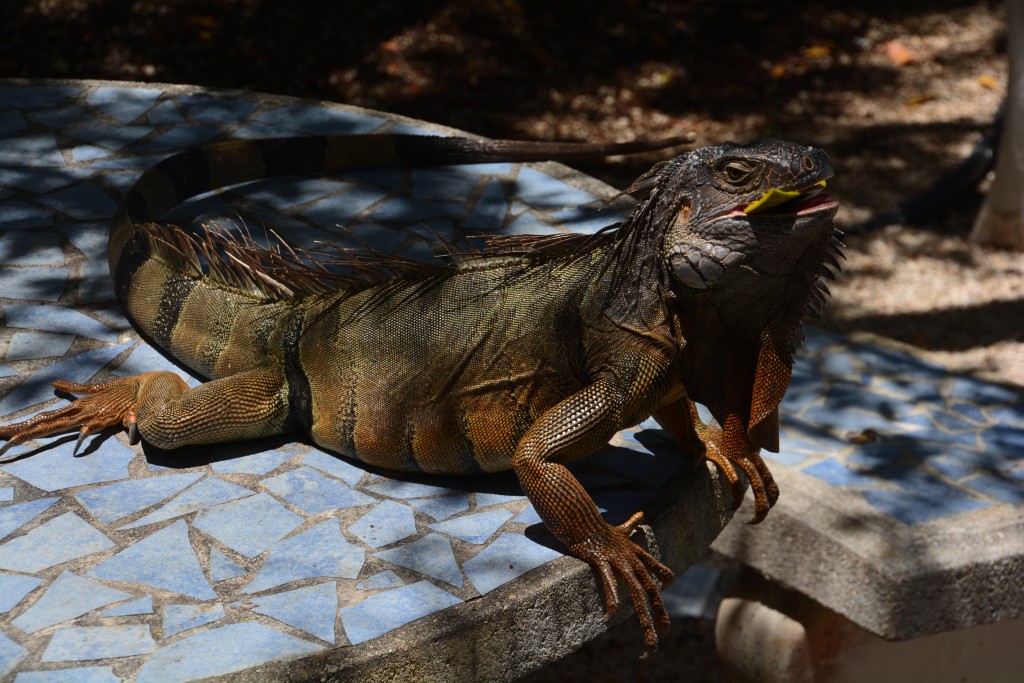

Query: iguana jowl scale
<box><xmin>0</xmin><ymin>133</ymin><xmax>840</xmax><ymax>655</ymax></box>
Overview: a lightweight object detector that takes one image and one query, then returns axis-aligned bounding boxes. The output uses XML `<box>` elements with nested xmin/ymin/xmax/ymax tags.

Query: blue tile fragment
<box><xmin>72</xmin><ymin>146</ymin><xmax>115</xmax><ymax>163</ymax></box>
<box><xmin>262</xmin><ymin>466</ymin><xmax>375</xmax><ymax>514</ymax></box>
<box><xmin>0</xmin><ymin>232</ymin><xmax>64</xmax><ymax>266</ymax></box>
<box><xmin>514</xmin><ymin>167</ymin><xmax>596</xmax><ymax>208</ymax></box>
<box><xmin>989</xmin><ymin>404</ymin><xmax>1024</xmax><ymax>428</ymax></box>
<box><xmin>0</xmin><ymin>166</ymin><xmax>93</xmax><ymax>192</ymax></box>
<box><xmin>134</xmin><ymin>621</ymin><xmax>322</xmax><ymax>683</ymax></box>
<box><xmin>121</xmin><ymin>477</ymin><xmax>254</xmax><ymax>529</ymax></box>
<box><xmin>36</xmin><ymin>184</ymin><xmax>118</xmax><ymax>220</ymax></box>
<box><xmin>0</xmin><ymin>341</ymin><xmax>132</xmax><ymax>417</ymax></box>
<box><xmin>210</xmin><ymin>448</ymin><xmax>293</xmax><ymax>475</ymax></box>
<box><xmin>0</xmin><ymin>497</ymin><xmax>58</xmax><ymax>541</ymax></box>
<box><xmin>74</xmin><ymin>472</ymin><xmax>204</xmax><ymax>525</ymax></box>
<box><xmin>0</xmin><ymin>134</ymin><xmax>65</xmax><ymax>166</ymax></box>
<box><xmin>0</xmin><ymin>85</ymin><xmax>76</xmax><ymax>108</ymax></box>
<box><xmin>962</xmin><ymin>471</ymin><xmax>1024</xmax><ymax>504</ymax></box>
<box><xmin>348</xmin><ymin>500</ymin><xmax>417</xmax><ymax>549</ymax></box>
<box><xmin>411</xmin><ymin>169</ymin><xmax>480</xmax><ymax>200</ymax></box>
<box><xmin>99</xmin><ymin>595</ymin><xmax>153</xmax><ymax>617</ymax></box>
<box><xmin>504</xmin><ymin>211</ymin><xmax>559</xmax><ymax>235</ymax></box>
<box><xmin>0</xmin><ymin>631</ymin><xmax>28</xmax><ymax>678</ymax></box>
<box><xmin>513</xmin><ymin>505</ymin><xmax>542</xmax><ymax>525</ymax></box>
<box><xmin>340</xmin><ymin>580</ymin><xmax>461</xmax><ymax>645</ymax></box>
<box><xmin>209</xmin><ymin>547</ymin><xmax>247</xmax><ymax>582</ymax></box>
<box><xmin>178</xmin><ymin>96</ymin><xmax>259</xmax><ymax>124</ymax></box>
<box><xmin>42</xmin><ymin>625</ymin><xmax>157</xmax><ymax>662</ymax></box>
<box><xmin>460</xmin><ymin>178</ymin><xmax>507</xmax><ymax>230</ymax></box>
<box><xmin>299</xmin><ymin>186</ymin><xmax>391</xmax><ymax>227</ymax></box>
<box><xmin>364</xmin><ymin>478</ymin><xmax>461</xmax><ymax>500</ymax></box>
<box><xmin>356</xmin><ymin>570</ymin><xmax>404</xmax><ymax>590</ymax></box>
<box><xmin>146</xmin><ymin>101</ymin><xmax>184</xmax><ymax>124</ymax></box>
<box><xmin>931</xmin><ymin>409</ymin><xmax>982</xmax><ymax>431</ymax></box>
<box><xmin>949</xmin><ymin>376</ymin><xmax>1021</xmax><ymax>405</ymax></box>
<box><xmin>374</xmin><ymin>534</ymin><xmax>463</xmax><ymax>587</ymax></box>
<box><xmin>408</xmin><ymin>494</ymin><xmax>470</xmax><ymax>520</ymax></box>
<box><xmin>861</xmin><ymin>488</ymin><xmax>989</xmax><ymax>525</ymax></box>
<box><xmin>0</xmin><ymin>201</ymin><xmax>52</xmax><ymax>229</ymax></box>
<box><xmin>463</xmin><ymin>533</ymin><xmax>562</xmax><ymax>595</ymax></box>
<box><xmin>163</xmin><ymin>603</ymin><xmax>226</xmax><ymax>637</ymax></box>
<box><xmin>6</xmin><ymin>332</ymin><xmax>76</xmax><ymax>360</ymax></box>
<box><xmin>476</xmin><ymin>491</ymin><xmax>526</xmax><ymax>507</ymax></box>
<box><xmin>137</xmin><ymin>125</ymin><xmax>222</xmax><ymax>152</ymax></box>
<box><xmin>86</xmin><ymin>520</ymin><xmax>216</xmax><ymax>600</ymax></box>
<box><xmin>12</xmin><ymin>571</ymin><xmax>134</xmax><ymax>633</ymax></box>
<box><xmin>110</xmin><ymin>343</ymin><xmax>196</xmax><ymax>383</ymax></box>
<box><xmin>369</xmin><ymin>197</ymin><xmax>463</xmax><ymax>223</ymax></box>
<box><xmin>193</xmin><ymin>493</ymin><xmax>304</xmax><ymax>558</ymax></box>
<box><xmin>802</xmin><ymin>459</ymin><xmax>881</xmax><ymax>488</ymax></box>
<box><xmin>847</xmin><ymin>442</ymin><xmax>905</xmax><ymax>469</ymax></box>
<box><xmin>3</xmin><ymin>301</ymin><xmax>121</xmax><ymax>339</ymax></box>
<box><xmin>986</xmin><ymin>424</ymin><xmax>1024</xmax><ymax>454</ymax></box>
<box><xmin>249</xmin><ymin>581</ymin><xmax>338</xmax><ymax>643</ymax></box>
<box><xmin>0</xmin><ymin>512</ymin><xmax>113</xmax><ymax>573</ymax></box>
<box><xmin>0</xmin><ymin>266</ymin><xmax>69</xmax><ymax>302</ymax></box>
<box><xmin>0</xmin><ymin>573</ymin><xmax>43</xmax><ymax>612</ymax></box>
<box><xmin>1</xmin><ymin>433</ymin><xmax>135</xmax><ymax>491</ymax></box>
<box><xmin>243</xmin><ymin>520</ymin><xmax>364</xmax><ymax>593</ymax></box>
<box><xmin>14</xmin><ymin>666</ymin><xmax>120</xmax><ymax>682</ymax></box>
<box><xmin>87</xmin><ymin>87</ymin><xmax>162</xmax><ymax>123</ymax></box>
<box><xmin>429</xmin><ymin>508</ymin><xmax>513</xmax><ymax>544</ymax></box>
<box><xmin>26</xmin><ymin>104</ymin><xmax>90</xmax><ymax>129</ymax></box>
<box><xmin>301</xmin><ymin>449</ymin><xmax>366</xmax><ymax>487</ymax></box>
<box><xmin>252</xmin><ymin>105</ymin><xmax>386</xmax><ymax>135</ymax></box>
<box><xmin>241</xmin><ymin>177</ymin><xmax>351</xmax><ymax>209</ymax></box>
<box><xmin>551</xmin><ymin>207</ymin><xmax>615</xmax><ymax>233</ymax></box>
<box><xmin>0</xmin><ymin>111</ymin><xmax>29</xmax><ymax>136</ymax></box>
<box><xmin>66</xmin><ymin>125</ymin><xmax>153</xmax><ymax>150</ymax></box>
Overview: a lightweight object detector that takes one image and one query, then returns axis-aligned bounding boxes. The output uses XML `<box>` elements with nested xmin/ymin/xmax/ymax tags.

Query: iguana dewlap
<box><xmin>0</xmin><ymin>133</ymin><xmax>840</xmax><ymax>657</ymax></box>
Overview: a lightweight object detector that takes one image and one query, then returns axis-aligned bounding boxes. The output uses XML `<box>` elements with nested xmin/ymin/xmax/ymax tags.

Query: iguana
<box><xmin>0</xmin><ymin>133</ymin><xmax>839</xmax><ymax>655</ymax></box>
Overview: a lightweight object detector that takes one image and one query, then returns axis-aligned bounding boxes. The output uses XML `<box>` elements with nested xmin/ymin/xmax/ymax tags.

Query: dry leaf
<box><xmin>803</xmin><ymin>45</ymin><xmax>832</xmax><ymax>58</ymax></box>
<box><xmin>885</xmin><ymin>40</ymin><xmax>915</xmax><ymax>66</ymax></box>
<box><xmin>978</xmin><ymin>74</ymin><xmax>1000</xmax><ymax>89</ymax></box>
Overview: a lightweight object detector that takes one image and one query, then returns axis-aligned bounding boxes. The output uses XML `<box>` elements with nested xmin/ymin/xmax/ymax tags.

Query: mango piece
<box><xmin>744</xmin><ymin>181</ymin><xmax>826</xmax><ymax>215</ymax></box>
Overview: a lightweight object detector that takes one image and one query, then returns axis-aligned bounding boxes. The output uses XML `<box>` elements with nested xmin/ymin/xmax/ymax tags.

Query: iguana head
<box><xmin>653</xmin><ymin>138</ymin><xmax>838</xmax><ymax>293</ymax></box>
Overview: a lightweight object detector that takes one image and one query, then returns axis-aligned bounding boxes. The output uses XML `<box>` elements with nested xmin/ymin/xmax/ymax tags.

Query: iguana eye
<box><xmin>723</xmin><ymin>161</ymin><xmax>755</xmax><ymax>184</ymax></box>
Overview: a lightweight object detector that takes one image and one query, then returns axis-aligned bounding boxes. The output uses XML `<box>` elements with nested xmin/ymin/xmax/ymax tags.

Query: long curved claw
<box><xmin>571</xmin><ymin>511</ymin><xmax>674</xmax><ymax>659</ymax></box>
<box><xmin>0</xmin><ymin>375</ymin><xmax>163</xmax><ymax>458</ymax></box>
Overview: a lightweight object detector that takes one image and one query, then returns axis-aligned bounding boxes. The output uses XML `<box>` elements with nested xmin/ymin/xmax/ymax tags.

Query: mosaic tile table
<box><xmin>0</xmin><ymin>80</ymin><xmax>739</xmax><ymax>682</ymax></box>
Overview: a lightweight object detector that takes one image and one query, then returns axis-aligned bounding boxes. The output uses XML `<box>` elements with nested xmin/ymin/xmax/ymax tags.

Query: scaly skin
<box><xmin>0</xmin><ymin>134</ymin><xmax>840</xmax><ymax>656</ymax></box>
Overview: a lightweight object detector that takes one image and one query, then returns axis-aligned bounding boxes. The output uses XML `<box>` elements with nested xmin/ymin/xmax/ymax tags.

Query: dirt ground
<box><xmin>1</xmin><ymin>1</ymin><xmax>1019</xmax><ymax>680</ymax></box>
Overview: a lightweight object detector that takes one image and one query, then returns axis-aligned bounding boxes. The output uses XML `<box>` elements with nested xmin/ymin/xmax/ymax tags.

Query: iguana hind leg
<box><xmin>0</xmin><ymin>367</ymin><xmax>292</xmax><ymax>458</ymax></box>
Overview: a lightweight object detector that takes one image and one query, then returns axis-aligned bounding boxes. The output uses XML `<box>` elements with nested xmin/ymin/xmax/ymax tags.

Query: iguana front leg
<box><xmin>0</xmin><ymin>366</ymin><xmax>292</xmax><ymax>458</ymax></box>
<box><xmin>653</xmin><ymin>398</ymin><xmax>777</xmax><ymax>521</ymax></box>
<box><xmin>513</xmin><ymin>378</ymin><xmax>674</xmax><ymax>658</ymax></box>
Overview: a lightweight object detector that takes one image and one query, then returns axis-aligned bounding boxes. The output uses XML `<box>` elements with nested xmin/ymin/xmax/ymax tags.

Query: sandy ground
<box><xmin>2</xmin><ymin>1</ymin><xmax>1020</xmax><ymax>680</ymax></box>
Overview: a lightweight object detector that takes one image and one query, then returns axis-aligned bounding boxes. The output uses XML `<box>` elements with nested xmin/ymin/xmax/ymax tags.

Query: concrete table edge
<box><xmin>712</xmin><ymin>450</ymin><xmax>1024</xmax><ymax>641</ymax></box>
<box><xmin>217</xmin><ymin>462</ymin><xmax>738</xmax><ymax>683</ymax></box>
